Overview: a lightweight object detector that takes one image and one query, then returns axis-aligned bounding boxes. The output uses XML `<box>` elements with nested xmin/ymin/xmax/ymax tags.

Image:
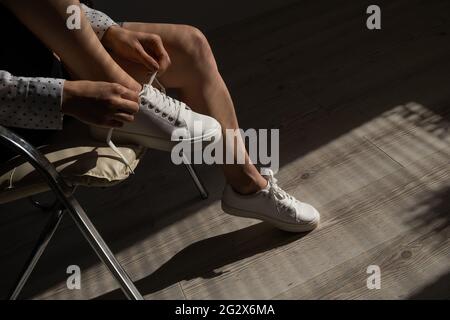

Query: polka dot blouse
<box><xmin>0</xmin><ymin>71</ymin><xmax>65</xmax><ymax>130</ymax></box>
<box><xmin>0</xmin><ymin>5</ymin><xmax>117</xmax><ymax>130</ymax></box>
<box><xmin>81</xmin><ymin>4</ymin><xmax>118</xmax><ymax>40</ymax></box>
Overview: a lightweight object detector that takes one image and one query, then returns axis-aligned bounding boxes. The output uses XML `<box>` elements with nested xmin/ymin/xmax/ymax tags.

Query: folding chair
<box><xmin>0</xmin><ymin>122</ymin><xmax>208</xmax><ymax>300</ymax></box>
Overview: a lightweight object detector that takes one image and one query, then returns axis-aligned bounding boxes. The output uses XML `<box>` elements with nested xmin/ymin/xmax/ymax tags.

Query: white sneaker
<box><xmin>222</xmin><ymin>169</ymin><xmax>320</xmax><ymax>232</ymax></box>
<box><xmin>90</xmin><ymin>74</ymin><xmax>222</xmax><ymax>170</ymax></box>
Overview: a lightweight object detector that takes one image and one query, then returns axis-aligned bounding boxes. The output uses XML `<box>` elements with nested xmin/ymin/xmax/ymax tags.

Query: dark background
<box><xmin>95</xmin><ymin>0</ymin><xmax>297</xmax><ymax>31</ymax></box>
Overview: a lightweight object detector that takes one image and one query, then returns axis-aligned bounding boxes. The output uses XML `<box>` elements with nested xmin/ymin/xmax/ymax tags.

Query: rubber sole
<box><xmin>221</xmin><ymin>202</ymin><xmax>319</xmax><ymax>233</ymax></box>
<box><xmin>90</xmin><ymin>126</ymin><xmax>222</xmax><ymax>152</ymax></box>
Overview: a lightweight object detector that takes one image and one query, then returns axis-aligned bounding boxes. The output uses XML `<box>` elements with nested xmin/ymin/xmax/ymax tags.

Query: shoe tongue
<box><xmin>139</xmin><ymin>85</ymin><xmax>155</xmax><ymax>104</ymax></box>
<box><xmin>140</xmin><ymin>84</ymin><xmax>149</xmax><ymax>95</ymax></box>
<box><xmin>269</xmin><ymin>181</ymin><xmax>291</xmax><ymax>203</ymax></box>
<box><xmin>149</xmin><ymin>85</ymin><xmax>160</xmax><ymax>99</ymax></box>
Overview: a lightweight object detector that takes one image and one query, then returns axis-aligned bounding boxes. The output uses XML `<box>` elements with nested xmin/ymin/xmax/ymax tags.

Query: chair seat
<box><xmin>0</xmin><ymin>121</ymin><xmax>146</xmax><ymax>204</ymax></box>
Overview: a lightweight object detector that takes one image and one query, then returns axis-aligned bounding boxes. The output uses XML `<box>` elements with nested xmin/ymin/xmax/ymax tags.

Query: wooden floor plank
<box><xmin>26</xmin><ymin>129</ymin><xmax>402</xmax><ymax>299</ymax></box>
<box><xmin>275</xmin><ymin>221</ymin><xmax>450</xmax><ymax>299</ymax></box>
<box><xmin>181</xmin><ymin>151</ymin><xmax>449</xmax><ymax>299</ymax></box>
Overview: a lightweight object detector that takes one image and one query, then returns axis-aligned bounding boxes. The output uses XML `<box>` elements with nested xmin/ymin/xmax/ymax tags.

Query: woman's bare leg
<box><xmin>2</xmin><ymin>0</ymin><xmax>140</xmax><ymax>91</ymax></box>
<box><xmin>120</xmin><ymin>23</ymin><xmax>267</xmax><ymax>194</ymax></box>
<box><xmin>1</xmin><ymin>0</ymin><xmax>265</xmax><ymax>192</ymax></box>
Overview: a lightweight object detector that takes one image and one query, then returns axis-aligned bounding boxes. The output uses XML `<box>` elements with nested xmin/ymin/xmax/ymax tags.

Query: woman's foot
<box><xmin>90</xmin><ymin>77</ymin><xmax>222</xmax><ymax>152</ymax></box>
<box><xmin>222</xmin><ymin>169</ymin><xmax>320</xmax><ymax>233</ymax></box>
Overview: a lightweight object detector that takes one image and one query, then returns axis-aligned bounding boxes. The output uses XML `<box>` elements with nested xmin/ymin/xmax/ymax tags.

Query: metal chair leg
<box><xmin>0</xmin><ymin>126</ymin><xmax>143</xmax><ymax>300</ymax></box>
<box><xmin>63</xmin><ymin>196</ymin><xmax>144</xmax><ymax>300</ymax></box>
<box><xmin>182</xmin><ymin>153</ymin><xmax>208</xmax><ymax>199</ymax></box>
<box><xmin>10</xmin><ymin>208</ymin><xmax>65</xmax><ymax>300</ymax></box>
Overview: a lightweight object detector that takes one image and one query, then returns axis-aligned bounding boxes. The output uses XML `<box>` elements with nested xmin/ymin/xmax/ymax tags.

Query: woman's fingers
<box><xmin>114</xmin><ymin>96</ymin><xmax>140</xmax><ymax>114</ymax></box>
<box><xmin>112</xmin><ymin>112</ymin><xmax>135</xmax><ymax>123</ymax></box>
<box><xmin>141</xmin><ymin>34</ymin><xmax>171</xmax><ymax>73</ymax></box>
<box><xmin>153</xmin><ymin>42</ymin><xmax>171</xmax><ymax>73</ymax></box>
<box><xmin>136</xmin><ymin>44</ymin><xmax>160</xmax><ymax>72</ymax></box>
<box><xmin>119</xmin><ymin>86</ymin><xmax>140</xmax><ymax>102</ymax></box>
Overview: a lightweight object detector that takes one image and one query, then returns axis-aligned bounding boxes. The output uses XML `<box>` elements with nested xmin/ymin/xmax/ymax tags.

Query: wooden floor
<box><xmin>0</xmin><ymin>0</ymin><xmax>449</xmax><ymax>299</ymax></box>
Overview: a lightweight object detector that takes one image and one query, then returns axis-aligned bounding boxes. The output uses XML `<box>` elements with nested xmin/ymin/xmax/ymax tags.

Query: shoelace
<box><xmin>106</xmin><ymin>72</ymin><xmax>176</xmax><ymax>174</ymax></box>
<box><xmin>263</xmin><ymin>169</ymin><xmax>296</xmax><ymax>211</ymax></box>
<box><xmin>140</xmin><ymin>80</ymin><xmax>184</xmax><ymax>124</ymax></box>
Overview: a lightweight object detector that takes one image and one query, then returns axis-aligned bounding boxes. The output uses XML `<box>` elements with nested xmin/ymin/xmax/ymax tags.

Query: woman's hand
<box><xmin>62</xmin><ymin>80</ymin><xmax>139</xmax><ymax>128</ymax></box>
<box><xmin>102</xmin><ymin>26</ymin><xmax>171</xmax><ymax>74</ymax></box>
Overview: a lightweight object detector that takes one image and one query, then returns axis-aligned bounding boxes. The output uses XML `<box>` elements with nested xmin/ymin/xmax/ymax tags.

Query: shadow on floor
<box><xmin>402</xmin><ymin>185</ymin><xmax>450</xmax><ymax>252</ymax></box>
<box><xmin>96</xmin><ymin>222</ymin><xmax>308</xmax><ymax>299</ymax></box>
<box><xmin>408</xmin><ymin>271</ymin><xmax>450</xmax><ymax>299</ymax></box>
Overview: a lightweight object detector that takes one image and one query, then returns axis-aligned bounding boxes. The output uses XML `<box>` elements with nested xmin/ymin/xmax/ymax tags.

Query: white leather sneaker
<box><xmin>222</xmin><ymin>169</ymin><xmax>320</xmax><ymax>232</ymax></box>
<box><xmin>90</xmin><ymin>74</ymin><xmax>222</xmax><ymax>170</ymax></box>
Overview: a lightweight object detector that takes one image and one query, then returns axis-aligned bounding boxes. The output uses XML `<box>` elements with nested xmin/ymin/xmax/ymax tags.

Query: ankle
<box><xmin>230</xmin><ymin>174</ymin><xmax>268</xmax><ymax>195</ymax></box>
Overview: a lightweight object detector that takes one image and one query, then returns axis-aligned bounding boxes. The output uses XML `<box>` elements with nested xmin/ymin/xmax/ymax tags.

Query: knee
<box><xmin>179</xmin><ymin>25</ymin><xmax>217</xmax><ymax>71</ymax></box>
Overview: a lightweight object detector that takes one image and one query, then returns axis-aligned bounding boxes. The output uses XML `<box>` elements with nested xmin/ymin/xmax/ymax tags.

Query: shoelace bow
<box><xmin>106</xmin><ymin>72</ymin><xmax>179</xmax><ymax>174</ymax></box>
<box><xmin>264</xmin><ymin>169</ymin><xmax>296</xmax><ymax>211</ymax></box>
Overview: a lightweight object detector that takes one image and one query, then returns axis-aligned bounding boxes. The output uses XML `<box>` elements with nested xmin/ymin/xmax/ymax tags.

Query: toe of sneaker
<box><xmin>296</xmin><ymin>202</ymin><xmax>320</xmax><ymax>224</ymax></box>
